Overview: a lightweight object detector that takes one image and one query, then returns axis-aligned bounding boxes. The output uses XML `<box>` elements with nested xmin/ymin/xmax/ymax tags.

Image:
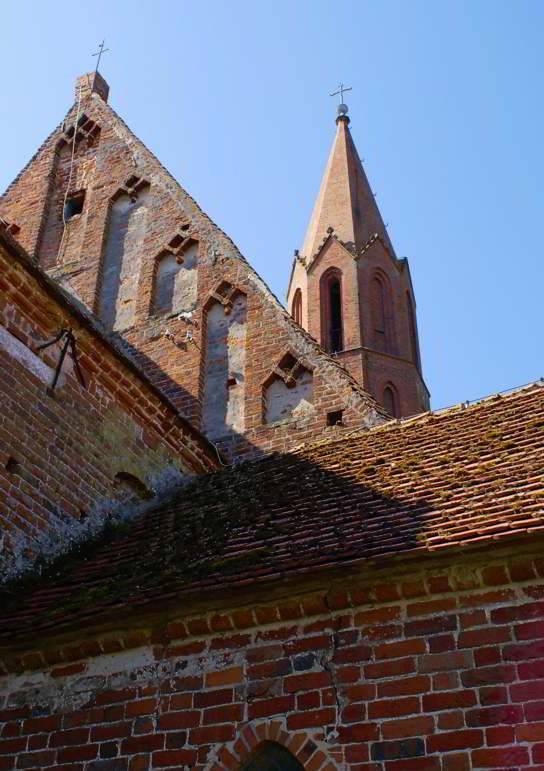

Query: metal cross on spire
<box><xmin>92</xmin><ymin>40</ymin><xmax>109</xmax><ymax>73</ymax></box>
<box><xmin>330</xmin><ymin>82</ymin><xmax>352</xmax><ymax>105</ymax></box>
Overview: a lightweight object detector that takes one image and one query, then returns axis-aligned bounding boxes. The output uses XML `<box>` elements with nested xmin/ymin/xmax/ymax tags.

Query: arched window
<box><xmin>371</xmin><ymin>273</ymin><xmax>396</xmax><ymax>354</ymax></box>
<box><xmin>291</xmin><ymin>288</ymin><xmax>302</xmax><ymax>325</ymax></box>
<box><xmin>406</xmin><ymin>291</ymin><xmax>421</xmax><ymax>371</ymax></box>
<box><xmin>320</xmin><ymin>268</ymin><xmax>343</xmax><ymax>353</ymax></box>
<box><xmin>241</xmin><ymin>741</ymin><xmax>304</xmax><ymax>771</ymax></box>
<box><xmin>383</xmin><ymin>384</ymin><xmax>399</xmax><ymax>417</ymax></box>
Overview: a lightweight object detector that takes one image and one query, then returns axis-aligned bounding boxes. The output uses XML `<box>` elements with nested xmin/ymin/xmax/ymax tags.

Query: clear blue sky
<box><xmin>1</xmin><ymin>0</ymin><xmax>543</xmax><ymax>409</ymax></box>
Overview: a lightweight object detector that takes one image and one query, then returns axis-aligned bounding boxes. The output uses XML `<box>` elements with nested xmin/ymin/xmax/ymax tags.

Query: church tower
<box><xmin>287</xmin><ymin>99</ymin><xmax>430</xmax><ymax>417</ymax></box>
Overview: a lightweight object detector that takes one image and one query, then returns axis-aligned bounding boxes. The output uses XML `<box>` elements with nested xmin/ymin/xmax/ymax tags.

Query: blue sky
<box><xmin>1</xmin><ymin>0</ymin><xmax>542</xmax><ymax>410</ymax></box>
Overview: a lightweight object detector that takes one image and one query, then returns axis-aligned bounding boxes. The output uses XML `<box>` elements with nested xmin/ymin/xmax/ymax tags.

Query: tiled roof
<box><xmin>1</xmin><ymin>383</ymin><xmax>543</xmax><ymax>642</ymax></box>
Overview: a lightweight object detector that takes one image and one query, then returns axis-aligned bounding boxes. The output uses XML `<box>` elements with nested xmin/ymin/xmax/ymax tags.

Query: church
<box><xmin>0</xmin><ymin>70</ymin><xmax>542</xmax><ymax>771</ymax></box>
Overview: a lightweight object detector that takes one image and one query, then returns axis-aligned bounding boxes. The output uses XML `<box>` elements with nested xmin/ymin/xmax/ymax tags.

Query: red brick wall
<box><xmin>0</xmin><ymin>231</ymin><xmax>216</xmax><ymax>582</ymax></box>
<box><xmin>0</xmin><ymin>83</ymin><xmax>383</xmax><ymax>463</ymax></box>
<box><xmin>2</xmin><ymin>546</ymin><xmax>544</xmax><ymax>769</ymax></box>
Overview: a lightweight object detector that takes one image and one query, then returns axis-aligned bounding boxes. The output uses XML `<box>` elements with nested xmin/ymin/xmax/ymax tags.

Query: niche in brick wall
<box><xmin>38</xmin><ymin>120</ymin><xmax>100</xmax><ymax>269</ymax></box>
<box><xmin>114</xmin><ymin>471</ymin><xmax>153</xmax><ymax>502</ymax></box>
<box><xmin>152</xmin><ymin>239</ymin><xmax>198</xmax><ymax>316</ymax></box>
<box><xmin>98</xmin><ymin>178</ymin><xmax>150</xmax><ymax>331</ymax></box>
<box><xmin>201</xmin><ymin>286</ymin><xmax>247</xmax><ymax>439</ymax></box>
<box><xmin>263</xmin><ymin>352</ymin><xmax>314</xmax><ymax>424</ymax></box>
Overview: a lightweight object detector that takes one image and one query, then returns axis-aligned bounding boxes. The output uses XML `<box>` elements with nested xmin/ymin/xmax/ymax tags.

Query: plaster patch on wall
<box><xmin>99</xmin><ymin>187</ymin><xmax>150</xmax><ymax>331</ymax></box>
<box><xmin>264</xmin><ymin>369</ymin><xmax>314</xmax><ymax>424</ymax></box>
<box><xmin>202</xmin><ymin>294</ymin><xmax>247</xmax><ymax>439</ymax></box>
<box><xmin>153</xmin><ymin>241</ymin><xmax>198</xmax><ymax>316</ymax></box>
<box><xmin>0</xmin><ymin>324</ymin><xmax>62</xmax><ymax>388</ymax></box>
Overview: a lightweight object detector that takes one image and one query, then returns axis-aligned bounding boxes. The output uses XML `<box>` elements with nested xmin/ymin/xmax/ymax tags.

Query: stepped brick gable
<box><xmin>288</xmin><ymin>108</ymin><xmax>429</xmax><ymax>418</ymax></box>
<box><xmin>0</xmin><ymin>73</ymin><xmax>385</xmax><ymax>463</ymax></box>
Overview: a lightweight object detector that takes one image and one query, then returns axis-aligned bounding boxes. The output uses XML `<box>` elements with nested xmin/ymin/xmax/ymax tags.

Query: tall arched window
<box><xmin>371</xmin><ymin>273</ymin><xmax>396</xmax><ymax>354</ymax></box>
<box><xmin>320</xmin><ymin>268</ymin><xmax>343</xmax><ymax>353</ymax></box>
<box><xmin>406</xmin><ymin>291</ymin><xmax>421</xmax><ymax>371</ymax></box>
<box><xmin>241</xmin><ymin>742</ymin><xmax>304</xmax><ymax>771</ymax></box>
<box><xmin>291</xmin><ymin>288</ymin><xmax>302</xmax><ymax>325</ymax></box>
<box><xmin>383</xmin><ymin>383</ymin><xmax>399</xmax><ymax>417</ymax></box>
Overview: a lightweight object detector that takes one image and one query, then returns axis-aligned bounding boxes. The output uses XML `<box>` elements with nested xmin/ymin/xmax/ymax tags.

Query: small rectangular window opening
<box><xmin>64</xmin><ymin>191</ymin><xmax>85</xmax><ymax>222</ymax></box>
<box><xmin>327</xmin><ymin>409</ymin><xmax>344</xmax><ymax>427</ymax></box>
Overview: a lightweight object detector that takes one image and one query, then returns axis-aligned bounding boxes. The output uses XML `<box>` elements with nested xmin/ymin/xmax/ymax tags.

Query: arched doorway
<box><xmin>241</xmin><ymin>741</ymin><xmax>305</xmax><ymax>771</ymax></box>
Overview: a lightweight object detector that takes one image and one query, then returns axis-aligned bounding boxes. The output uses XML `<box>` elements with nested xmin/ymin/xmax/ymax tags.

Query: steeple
<box><xmin>288</xmin><ymin>100</ymin><xmax>430</xmax><ymax>419</ymax></box>
<box><xmin>301</xmin><ymin>103</ymin><xmax>390</xmax><ymax>260</ymax></box>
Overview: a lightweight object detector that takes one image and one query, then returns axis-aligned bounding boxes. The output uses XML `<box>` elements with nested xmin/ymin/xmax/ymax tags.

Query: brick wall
<box><xmin>0</xmin><ymin>229</ymin><xmax>216</xmax><ymax>582</ymax></box>
<box><xmin>0</xmin><ymin>78</ymin><xmax>384</xmax><ymax>463</ymax></box>
<box><xmin>2</xmin><ymin>545</ymin><xmax>544</xmax><ymax>769</ymax></box>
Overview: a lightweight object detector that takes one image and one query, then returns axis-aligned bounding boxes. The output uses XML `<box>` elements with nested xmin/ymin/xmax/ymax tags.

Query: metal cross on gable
<box><xmin>330</xmin><ymin>82</ymin><xmax>352</xmax><ymax>104</ymax></box>
<box><xmin>92</xmin><ymin>40</ymin><xmax>110</xmax><ymax>73</ymax></box>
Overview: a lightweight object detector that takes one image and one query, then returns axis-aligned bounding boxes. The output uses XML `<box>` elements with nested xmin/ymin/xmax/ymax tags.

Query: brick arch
<box><xmin>382</xmin><ymin>380</ymin><xmax>400</xmax><ymax>418</ymax></box>
<box><xmin>369</xmin><ymin>267</ymin><xmax>397</xmax><ymax>355</ymax></box>
<box><xmin>210</xmin><ymin>720</ymin><xmax>341</xmax><ymax>771</ymax></box>
<box><xmin>291</xmin><ymin>287</ymin><xmax>303</xmax><ymax>325</ymax></box>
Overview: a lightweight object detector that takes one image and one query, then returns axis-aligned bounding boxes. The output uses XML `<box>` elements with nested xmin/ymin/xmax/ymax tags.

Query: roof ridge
<box><xmin>289</xmin><ymin>379</ymin><xmax>544</xmax><ymax>455</ymax></box>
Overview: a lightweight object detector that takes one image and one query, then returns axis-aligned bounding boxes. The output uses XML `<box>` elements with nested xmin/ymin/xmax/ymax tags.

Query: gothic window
<box><xmin>406</xmin><ymin>291</ymin><xmax>421</xmax><ymax>371</ymax></box>
<box><xmin>263</xmin><ymin>353</ymin><xmax>313</xmax><ymax>424</ymax></box>
<box><xmin>383</xmin><ymin>383</ymin><xmax>399</xmax><ymax>417</ymax></box>
<box><xmin>98</xmin><ymin>177</ymin><xmax>150</xmax><ymax>331</ymax></box>
<box><xmin>241</xmin><ymin>742</ymin><xmax>304</xmax><ymax>771</ymax></box>
<box><xmin>371</xmin><ymin>273</ymin><xmax>396</xmax><ymax>354</ymax></box>
<box><xmin>320</xmin><ymin>268</ymin><xmax>343</xmax><ymax>353</ymax></box>
<box><xmin>291</xmin><ymin>288</ymin><xmax>303</xmax><ymax>325</ymax></box>
<box><xmin>152</xmin><ymin>238</ymin><xmax>198</xmax><ymax>316</ymax></box>
<box><xmin>202</xmin><ymin>288</ymin><xmax>247</xmax><ymax>438</ymax></box>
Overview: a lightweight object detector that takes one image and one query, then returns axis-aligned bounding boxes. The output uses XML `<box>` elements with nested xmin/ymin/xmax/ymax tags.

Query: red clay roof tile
<box><xmin>0</xmin><ymin>382</ymin><xmax>542</xmax><ymax>642</ymax></box>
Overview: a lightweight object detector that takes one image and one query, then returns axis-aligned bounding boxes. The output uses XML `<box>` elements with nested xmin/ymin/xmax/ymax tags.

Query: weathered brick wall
<box><xmin>0</xmin><ymin>230</ymin><xmax>216</xmax><ymax>582</ymax></box>
<box><xmin>2</xmin><ymin>546</ymin><xmax>544</xmax><ymax>769</ymax></box>
<box><xmin>0</xmin><ymin>76</ymin><xmax>384</xmax><ymax>462</ymax></box>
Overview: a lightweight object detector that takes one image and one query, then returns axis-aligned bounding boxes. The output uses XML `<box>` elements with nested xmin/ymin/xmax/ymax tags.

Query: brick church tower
<box><xmin>287</xmin><ymin>100</ymin><xmax>430</xmax><ymax>417</ymax></box>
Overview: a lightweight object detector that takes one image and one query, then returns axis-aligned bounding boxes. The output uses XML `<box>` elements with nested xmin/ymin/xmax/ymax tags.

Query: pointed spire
<box><xmin>301</xmin><ymin>106</ymin><xmax>391</xmax><ymax>260</ymax></box>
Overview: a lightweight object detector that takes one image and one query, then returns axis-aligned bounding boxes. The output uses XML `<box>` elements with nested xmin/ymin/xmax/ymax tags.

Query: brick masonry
<box><xmin>0</xmin><ymin>74</ymin><xmax>386</xmax><ymax>463</ymax></box>
<box><xmin>0</xmin><ymin>227</ymin><xmax>217</xmax><ymax>582</ymax></box>
<box><xmin>3</xmin><ymin>546</ymin><xmax>544</xmax><ymax>769</ymax></box>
